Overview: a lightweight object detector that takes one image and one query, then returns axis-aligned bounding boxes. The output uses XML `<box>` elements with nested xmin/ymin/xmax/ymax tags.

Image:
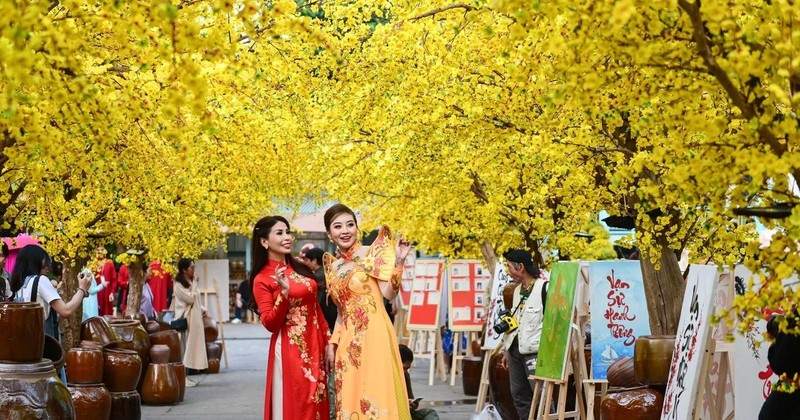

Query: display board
<box><xmin>589</xmin><ymin>261</ymin><xmax>651</xmax><ymax>380</ymax></box>
<box><xmin>482</xmin><ymin>262</ymin><xmax>513</xmax><ymax>350</ymax></box>
<box><xmin>406</xmin><ymin>259</ymin><xmax>445</xmax><ymax>329</ymax></box>
<box><xmin>661</xmin><ymin>265</ymin><xmax>718</xmax><ymax>420</ymax></box>
<box><xmin>448</xmin><ymin>260</ymin><xmax>491</xmax><ymax>331</ymax></box>
<box><xmin>536</xmin><ymin>262</ymin><xmax>580</xmax><ymax>380</ymax></box>
<box><xmin>196</xmin><ymin>259</ymin><xmax>230</xmax><ymax>322</ymax></box>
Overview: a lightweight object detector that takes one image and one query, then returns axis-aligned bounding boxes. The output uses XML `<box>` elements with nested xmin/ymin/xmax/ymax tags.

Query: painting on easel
<box><xmin>536</xmin><ymin>262</ymin><xmax>580</xmax><ymax>380</ymax></box>
<box><xmin>661</xmin><ymin>264</ymin><xmax>718</xmax><ymax>420</ymax></box>
<box><xmin>589</xmin><ymin>261</ymin><xmax>651</xmax><ymax>380</ymax></box>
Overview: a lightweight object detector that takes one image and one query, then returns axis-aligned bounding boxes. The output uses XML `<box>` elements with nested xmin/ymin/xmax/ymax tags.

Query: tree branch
<box><xmin>411</xmin><ymin>3</ymin><xmax>476</xmax><ymax>22</ymax></box>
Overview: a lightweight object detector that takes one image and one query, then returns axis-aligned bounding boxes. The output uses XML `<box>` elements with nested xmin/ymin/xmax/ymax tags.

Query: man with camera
<box><xmin>497</xmin><ymin>249</ymin><xmax>548</xmax><ymax>420</ymax></box>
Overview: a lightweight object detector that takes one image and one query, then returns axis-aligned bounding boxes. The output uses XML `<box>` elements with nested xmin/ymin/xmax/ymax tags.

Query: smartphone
<box><xmin>412</xmin><ymin>397</ymin><xmax>423</xmax><ymax>404</ymax></box>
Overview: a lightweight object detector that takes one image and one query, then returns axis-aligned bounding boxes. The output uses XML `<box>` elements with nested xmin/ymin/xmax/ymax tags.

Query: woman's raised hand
<box><xmin>77</xmin><ymin>272</ymin><xmax>93</xmax><ymax>291</ymax></box>
<box><xmin>395</xmin><ymin>235</ymin><xmax>411</xmax><ymax>267</ymax></box>
<box><xmin>275</xmin><ymin>265</ymin><xmax>290</xmax><ymax>296</ymax></box>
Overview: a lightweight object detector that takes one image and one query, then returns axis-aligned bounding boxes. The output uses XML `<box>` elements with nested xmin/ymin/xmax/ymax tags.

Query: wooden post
<box><xmin>474</xmin><ymin>345</ymin><xmax>500</xmax><ymax>413</ymax></box>
<box><xmin>449</xmin><ymin>330</ymin><xmax>480</xmax><ymax>386</ymax></box>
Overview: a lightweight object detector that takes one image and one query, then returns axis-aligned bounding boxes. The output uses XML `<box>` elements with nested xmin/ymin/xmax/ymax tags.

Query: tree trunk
<box><xmin>125</xmin><ymin>259</ymin><xmax>145</xmax><ymax>316</ymax></box>
<box><xmin>640</xmin><ymin>234</ymin><xmax>686</xmax><ymax>335</ymax></box>
<box><xmin>58</xmin><ymin>257</ymin><xmax>84</xmax><ymax>350</ymax></box>
<box><xmin>479</xmin><ymin>239</ymin><xmax>498</xmax><ymax>278</ymax></box>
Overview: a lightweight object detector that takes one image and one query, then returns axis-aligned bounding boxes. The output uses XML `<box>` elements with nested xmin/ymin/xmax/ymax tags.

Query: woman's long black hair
<box><xmin>10</xmin><ymin>245</ymin><xmax>51</xmax><ymax>301</ymax></box>
<box><xmin>175</xmin><ymin>258</ymin><xmax>193</xmax><ymax>289</ymax></box>
<box><xmin>248</xmin><ymin>216</ymin><xmax>315</xmax><ymax>315</ymax></box>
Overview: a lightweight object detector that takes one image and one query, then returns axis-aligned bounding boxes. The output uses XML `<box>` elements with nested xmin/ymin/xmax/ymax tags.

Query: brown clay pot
<box><xmin>81</xmin><ymin>316</ymin><xmax>118</xmax><ymax>346</ymax></box>
<box><xmin>502</xmin><ymin>282</ymin><xmax>517</xmax><ymax>311</ymax></box>
<box><xmin>205</xmin><ymin>341</ymin><xmax>222</xmax><ymax>360</ymax></box>
<box><xmin>149</xmin><ymin>330</ymin><xmax>182</xmax><ymax>363</ymax></box>
<box><xmin>80</xmin><ymin>340</ymin><xmax>103</xmax><ymax>349</ymax></box>
<box><xmin>140</xmin><ymin>363</ymin><xmax>180</xmax><ymax>405</ymax></box>
<box><xmin>145</xmin><ymin>321</ymin><xmax>161</xmax><ymax>335</ymax></box>
<box><xmin>203</xmin><ymin>316</ymin><xmax>219</xmax><ymax>342</ymax></box>
<box><xmin>108</xmin><ymin>319</ymin><xmax>151</xmax><ymax>366</ymax></box>
<box><xmin>0</xmin><ymin>302</ymin><xmax>45</xmax><ymax>362</ymax></box>
<box><xmin>0</xmin><ymin>359</ymin><xmax>75</xmax><ymax>418</ymax></box>
<box><xmin>607</xmin><ymin>357</ymin><xmax>640</xmax><ymax>388</ymax></box>
<box><xmin>634</xmin><ymin>335</ymin><xmax>675</xmax><ymax>386</ymax></box>
<box><xmin>150</xmin><ymin>344</ymin><xmax>170</xmax><ymax>365</ymax></box>
<box><xmin>601</xmin><ymin>388</ymin><xmax>664</xmax><ymax>420</ymax></box>
<box><xmin>462</xmin><ymin>356</ymin><xmax>482</xmax><ymax>396</ymax></box>
<box><xmin>103</xmin><ymin>348</ymin><xmax>142</xmax><ymax>392</ymax></box>
<box><xmin>110</xmin><ymin>390</ymin><xmax>142</xmax><ymax>420</ymax></box>
<box><xmin>68</xmin><ymin>383</ymin><xmax>112</xmax><ymax>420</ymax></box>
<box><xmin>157</xmin><ymin>321</ymin><xmax>173</xmax><ymax>332</ymax></box>
<box><xmin>169</xmin><ymin>363</ymin><xmax>186</xmax><ymax>402</ymax></box>
<box><xmin>126</xmin><ymin>312</ymin><xmax>147</xmax><ymax>329</ymax></box>
<box><xmin>487</xmin><ymin>349</ymin><xmax>519</xmax><ymax>420</ymax></box>
<box><xmin>207</xmin><ymin>358</ymin><xmax>220</xmax><ymax>374</ymax></box>
<box><xmin>44</xmin><ymin>334</ymin><xmax>65</xmax><ymax>372</ymax></box>
<box><xmin>66</xmin><ymin>347</ymin><xmax>104</xmax><ymax>384</ymax></box>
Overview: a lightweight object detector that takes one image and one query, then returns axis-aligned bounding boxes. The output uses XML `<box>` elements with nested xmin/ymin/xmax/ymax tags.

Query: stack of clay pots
<box><xmin>149</xmin><ymin>329</ymin><xmax>186</xmax><ymax>403</ymax></box>
<box><xmin>601</xmin><ymin>335</ymin><xmax>675</xmax><ymax>420</ymax></box>
<box><xmin>80</xmin><ymin>316</ymin><xmax>143</xmax><ymax>420</ymax></box>
<box><xmin>0</xmin><ymin>302</ymin><xmax>76</xmax><ymax>418</ymax></box>
<box><xmin>204</xmin><ymin>316</ymin><xmax>222</xmax><ymax>374</ymax></box>
<box><xmin>66</xmin><ymin>346</ymin><xmax>111</xmax><ymax>419</ymax></box>
<box><xmin>140</xmin><ymin>343</ymin><xmax>182</xmax><ymax>405</ymax></box>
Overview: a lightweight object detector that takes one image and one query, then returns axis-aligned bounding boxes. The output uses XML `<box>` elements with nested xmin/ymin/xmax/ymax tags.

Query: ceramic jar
<box><xmin>601</xmin><ymin>388</ymin><xmax>664</xmax><ymax>420</ymax></box>
<box><xmin>44</xmin><ymin>334</ymin><xmax>65</xmax><ymax>372</ymax></box>
<box><xmin>149</xmin><ymin>330</ymin><xmax>182</xmax><ymax>363</ymax></box>
<box><xmin>110</xmin><ymin>390</ymin><xmax>142</xmax><ymax>420</ymax></box>
<box><xmin>205</xmin><ymin>341</ymin><xmax>222</xmax><ymax>360</ymax></box>
<box><xmin>634</xmin><ymin>335</ymin><xmax>675</xmax><ymax>386</ymax></box>
<box><xmin>126</xmin><ymin>312</ymin><xmax>147</xmax><ymax>329</ymax></box>
<box><xmin>502</xmin><ymin>283</ymin><xmax>517</xmax><ymax>312</ymax></box>
<box><xmin>145</xmin><ymin>321</ymin><xmax>161</xmax><ymax>335</ymax></box>
<box><xmin>150</xmin><ymin>344</ymin><xmax>170</xmax><ymax>365</ymax></box>
<box><xmin>108</xmin><ymin>319</ymin><xmax>151</xmax><ymax>366</ymax></box>
<box><xmin>0</xmin><ymin>302</ymin><xmax>45</xmax><ymax>362</ymax></box>
<box><xmin>81</xmin><ymin>316</ymin><xmax>118</xmax><ymax>346</ymax></box>
<box><xmin>68</xmin><ymin>383</ymin><xmax>111</xmax><ymax>420</ymax></box>
<box><xmin>169</xmin><ymin>363</ymin><xmax>186</xmax><ymax>402</ymax></box>
<box><xmin>140</xmin><ymin>363</ymin><xmax>180</xmax><ymax>405</ymax></box>
<box><xmin>0</xmin><ymin>359</ymin><xmax>76</xmax><ymax>419</ymax></box>
<box><xmin>203</xmin><ymin>316</ymin><xmax>218</xmax><ymax>342</ymax></box>
<box><xmin>607</xmin><ymin>357</ymin><xmax>640</xmax><ymax>388</ymax></box>
<box><xmin>207</xmin><ymin>358</ymin><xmax>220</xmax><ymax>374</ymax></box>
<box><xmin>66</xmin><ymin>347</ymin><xmax>104</xmax><ymax>384</ymax></box>
<box><xmin>462</xmin><ymin>356</ymin><xmax>482</xmax><ymax>396</ymax></box>
<box><xmin>103</xmin><ymin>349</ymin><xmax>142</xmax><ymax>392</ymax></box>
<box><xmin>487</xmin><ymin>349</ymin><xmax>519</xmax><ymax>420</ymax></box>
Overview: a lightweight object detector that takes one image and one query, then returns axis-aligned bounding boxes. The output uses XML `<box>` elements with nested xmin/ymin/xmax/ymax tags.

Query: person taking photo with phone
<box><xmin>499</xmin><ymin>249</ymin><xmax>548</xmax><ymax>420</ymax></box>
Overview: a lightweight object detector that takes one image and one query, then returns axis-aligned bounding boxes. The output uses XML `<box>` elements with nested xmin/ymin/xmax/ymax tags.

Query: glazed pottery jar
<box><xmin>502</xmin><ymin>283</ymin><xmax>517</xmax><ymax>313</ymax></box>
<box><xmin>149</xmin><ymin>330</ymin><xmax>182</xmax><ymax>363</ymax></box>
<box><xmin>80</xmin><ymin>340</ymin><xmax>103</xmax><ymax>349</ymax></box>
<box><xmin>0</xmin><ymin>302</ymin><xmax>45</xmax><ymax>362</ymax></box>
<box><xmin>145</xmin><ymin>321</ymin><xmax>161</xmax><ymax>335</ymax></box>
<box><xmin>205</xmin><ymin>341</ymin><xmax>222</xmax><ymax>360</ymax></box>
<box><xmin>149</xmin><ymin>344</ymin><xmax>170</xmax><ymax>365</ymax></box>
<box><xmin>68</xmin><ymin>383</ymin><xmax>111</xmax><ymax>420</ymax></box>
<box><xmin>607</xmin><ymin>357</ymin><xmax>640</xmax><ymax>388</ymax></box>
<box><xmin>110</xmin><ymin>390</ymin><xmax>142</xmax><ymax>420</ymax></box>
<box><xmin>169</xmin><ymin>363</ymin><xmax>186</xmax><ymax>402</ymax></box>
<box><xmin>103</xmin><ymin>348</ymin><xmax>142</xmax><ymax>392</ymax></box>
<box><xmin>462</xmin><ymin>356</ymin><xmax>482</xmax><ymax>396</ymax></box>
<box><xmin>0</xmin><ymin>359</ymin><xmax>76</xmax><ymax>419</ymax></box>
<box><xmin>44</xmin><ymin>334</ymin><xmax>65</xmax><ymax>372</ymax></box>
<box><xmin>601</xmin><ymin>388</ymin><xmax>664</xmax><ymax>420</ymax></box>
<box><xmin>140</xmin><ymin>363</ymin><xmax>180</xmax><ymax>405</ymax></box>
<box><xmin>487</xmin><ymin>349</ymin><xmax>519</xmax><ymax>420</ymax></box>
<box><xmin>207</xmin><ymin>358</ymin><xmax>221</xmax><ymax>374</ymax></box>
<box><xmin>126</xmin><ymin>312</ymin><xmax>147</xmax><ymax>329</ymax></box>
<box><xmin>634</xmin><ymin>335</ymin><xmax>676</xmax><ymax>386</ymax></box>
<box><xmin>203</xmin><ymin>316</ymin><xmax>218</xmax><ymax>342</ymax></box>
<box><xmin>81</xmin><ymin>316</ymin><xmax>118</xmax><ymax>346</ymax></box>
<box><xmin>108</xmin><ymin>319</ymin><xmax>151</xmax><ymax>366</ymax></box>
<box><xmin>66</xmin><ymin>347</ymin><xmax>104</xmax><ymax>384</ymax></box>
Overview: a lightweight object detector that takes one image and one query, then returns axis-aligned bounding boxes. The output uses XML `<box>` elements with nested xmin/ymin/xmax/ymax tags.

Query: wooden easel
<box><xmin>694</xmin><ymin>338</ymin><xmax>735</xmax><ymax>420</ymax></box>
<box><xmin>475</xmin><ymin>343</ymin><xmax>501</xmax><ymax>413</ymax></box>
<box><xmin>395</xmin><ymin>306</ymin><xmax>409</xmax><ymax>345</ymax></box>
<box><xmin>449</xmin><ymin>330</ymin><xmax>480</xmax><ymax>386</ymax></box>
<box><xmin>529</xmin><ymin>324</ymin><xmax>587</xmax><ymax>420</ymax></box>
<box><xmin>199</xmin><ymin>278</ymin><xmax>229</xmax><ymax>369</ymax></box>
<box><xmin>408</xmin><ymin>328</ymin><xmax>447</xmax><ymax>385</ymax></box>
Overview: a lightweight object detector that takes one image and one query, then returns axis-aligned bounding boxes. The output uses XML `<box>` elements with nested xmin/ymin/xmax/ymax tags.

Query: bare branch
<box><xmin>411</xmin><ymin>3</ymin><xmax>476</xmax><ymax>22</ymax></box>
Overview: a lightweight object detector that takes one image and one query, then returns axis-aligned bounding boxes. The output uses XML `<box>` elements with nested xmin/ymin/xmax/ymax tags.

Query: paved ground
<box><xmin>142</xmin><ymin>323</ymin><xmax>477</xmax><ymax>419</ymax></box>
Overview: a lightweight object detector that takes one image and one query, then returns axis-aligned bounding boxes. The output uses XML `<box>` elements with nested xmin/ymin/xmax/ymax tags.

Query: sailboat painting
<box><xmin>589</xmin><ymin>261</ymin><xmax>651</xmax><ymax>379</ymax></box>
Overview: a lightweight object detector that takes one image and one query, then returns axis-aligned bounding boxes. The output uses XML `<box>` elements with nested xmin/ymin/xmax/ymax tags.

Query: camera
<box><xmin>493</xmin><ymin>310</ymin><xmax>519</xmax><ymax>334</ymax></box>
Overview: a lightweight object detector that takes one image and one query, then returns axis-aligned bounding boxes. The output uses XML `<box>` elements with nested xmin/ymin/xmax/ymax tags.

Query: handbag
<box><xmin>169</xmin><ymin>303</ymin><xmax>192</xmax><ymax>332</ymax></box>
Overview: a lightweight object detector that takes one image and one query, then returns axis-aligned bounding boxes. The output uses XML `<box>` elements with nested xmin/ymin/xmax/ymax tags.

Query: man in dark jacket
<box><xmin>304</xmin><ymin>248</ymin><xmax>337</xmax><ymax>333</ymax></box>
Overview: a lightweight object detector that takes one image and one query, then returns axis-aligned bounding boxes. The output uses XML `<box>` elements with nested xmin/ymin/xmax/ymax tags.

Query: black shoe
<box><xmin>186</xmin><ymin>368</ymin><xmax>203</xmax><ymax>376</ymax></box>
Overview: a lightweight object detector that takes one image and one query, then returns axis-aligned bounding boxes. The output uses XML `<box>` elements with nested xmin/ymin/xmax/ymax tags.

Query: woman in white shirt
<box><xmin>8</xmin><ymin>245</ymin><xmax>92</xmax><ymax>336</ymax></box>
